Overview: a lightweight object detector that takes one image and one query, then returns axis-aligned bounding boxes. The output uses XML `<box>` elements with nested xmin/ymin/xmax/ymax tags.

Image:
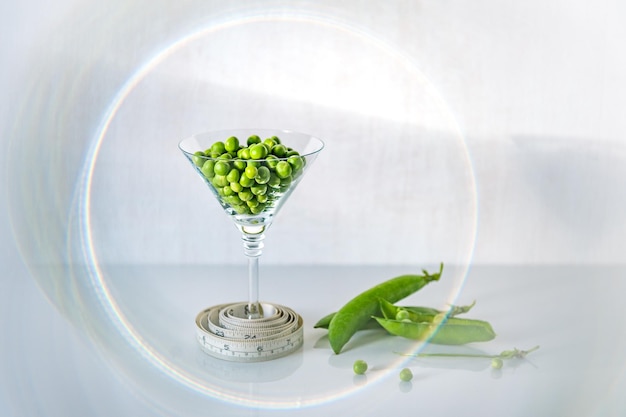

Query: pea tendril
<box><xmin>397</xmin><ymin>345</ymin><xmax>540</xmax><ymax>360</ymax></box>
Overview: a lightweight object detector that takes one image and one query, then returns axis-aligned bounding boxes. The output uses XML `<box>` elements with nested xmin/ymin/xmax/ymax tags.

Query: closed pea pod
<box><xmin>327</xmin><ymin>264</ymin><xmax>443</xmax><ymax>354</ymax></box>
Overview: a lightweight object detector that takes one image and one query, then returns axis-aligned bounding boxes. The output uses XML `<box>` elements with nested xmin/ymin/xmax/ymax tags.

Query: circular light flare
<box><xmin>77</xmin><ymin>9</ymin><xmax>477</xmax><ymax>410</ymax></box>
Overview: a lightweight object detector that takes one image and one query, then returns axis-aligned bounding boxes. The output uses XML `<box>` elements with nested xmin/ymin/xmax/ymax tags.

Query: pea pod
<box><xmin>373</xmin><ymin>316</ymin><xmax>496</xmax><ymax>345</ymax></box>
<box><xmin>327</xmin><ymin>264</ymin><xmax>443</xmax><ymax>354</ymax></box>
<box><xmin>380</xmin><ymin>299</ymin><xmax>477</xmax><ymax>322</ymax></box>
<box><xmin>313</xmin><ymin>305</ymin><xmax>444</xmax><ymax>330</ymax></box>
<box><xmin>380</xmin><ymin>299</ymin><xmax>442</xmax><ymax>323</ymax></box>
<box><xmin>313</xmin><ymin>300</ymin><xmax>473</xmax><ymax>330</ymax></box>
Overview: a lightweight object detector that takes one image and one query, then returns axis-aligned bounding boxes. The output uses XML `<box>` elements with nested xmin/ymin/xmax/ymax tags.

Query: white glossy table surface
<box><xmin>2</xmin><ymin>264</ymin><xmax>625</xmax><ymax>416</ymax></box>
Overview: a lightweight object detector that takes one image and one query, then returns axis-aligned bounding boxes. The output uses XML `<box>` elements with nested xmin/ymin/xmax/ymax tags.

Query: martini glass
<box><xmin>179</xmin><ymin>129</ymin><xmax>324</xmax><ymax>321</ymax></box>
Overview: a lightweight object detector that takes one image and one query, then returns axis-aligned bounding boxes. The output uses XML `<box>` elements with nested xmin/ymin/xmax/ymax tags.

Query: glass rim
<box><xmin>178</xmin><ymin>128</ymin><xmax>325</xmax><ymax>162</ymax></box>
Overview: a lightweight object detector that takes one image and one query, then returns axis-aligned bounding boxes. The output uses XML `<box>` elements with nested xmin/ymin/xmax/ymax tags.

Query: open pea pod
<box><xmin>314</xmin><ymin>300</ymin><xmax>475</xmax><ymax>330</ymax></box>
<box><xmin>380</xmin><ymin>299</ymin><xmax>477</xmax><ymax>322</ymax></box>
<box><xmin>380</xmin><ymin>299</ymin><xmax>441</xmax><ymax>322</ymax></box>
<box><xmin>373</xmin><ymin>316</ymin><xmax>496</xmax><ymax>345</ymax></box>
<box><xmin>314</xmin><ymin>305</ymin><xmax>443</xmax><ymax>330</ymax></box>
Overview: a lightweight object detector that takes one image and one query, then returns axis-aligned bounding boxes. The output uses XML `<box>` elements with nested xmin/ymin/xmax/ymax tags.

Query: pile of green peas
<box><xmin>191</xmin><ymin>134</ymin><xmax>305</xmax><ymax>215</ymax></box>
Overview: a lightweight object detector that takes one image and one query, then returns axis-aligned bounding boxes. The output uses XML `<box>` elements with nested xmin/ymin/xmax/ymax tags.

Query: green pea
<box><xmin>267</xmin><ymin>173</ymin><xmax>281</xmax><ymax>189</ymax></box>
<box><xmin>270</xmin><ymin>135</ymin><xmax>281</xmax><ymax>144</ymax></box>
<box><xmin>255</xmin><ymin>166</ymin><xmax>271</xmax><ymax>184</ymax></box>
<box><xmin>247</xmin><ymin>135</ymin><xmax>261</xmax><ymax>146</ymax></box>
<box><xmin>238</xmin><ymin>190</ymin><xmax>254</xmax><ymax>202</ymax></box>
<box><xmin>353</xmin><ymin>360</ymin><xmax>368</xmax><ymax>375</ymax></box>
<box><xmin>251</xmin><ymin>184</ymin><xmax>267</xmax><ymax>196</ymax></box>
<box><xmin>380</xmin><ymin>299</ymin><xmax>444</xmax><ymax>323</ymax></box>
<box><xmin>227</xmin><ymin>195</ymin><xmax>242</xmax><ymax>206</ymax></box>
<box><xmin>250</xmin><ymin>143</ymin><xmax>268</xmax><ymax>160</ymax></box>
<box><xmin>224</xmin><ymin>136</ymin><xmax>239</xmax><ymax>152</ymax></box>
<box><xmin>233</xmin><ymin>204</ymin><xmax>249</xmax><ymax>214</ymax></box>
<box><xmin>244</xmin><ymin>165</ymin><xmax>258</xmax><ymax>179</ymax></box>
<box><xmin>271</xmin><ymin>144</ymin><xmax>287</xmax><ymax>158</ymax></box>
<box><xmin>230</xmin><ymin>182</ymin><xmax>243</xmax><ymax>193</ymax></box>
<box><xmin>285</xmin><ymin>150</ymin><xmax>300</xmax><ymax>157</ymax></box>
<box><xmin>313</xmin><ymin>304</ymin><xmax>449</xmax><ymax>330</ymax></box>
<box><xmin>222</xmin><ymin>186</ymin><xmax>234</xmax><ymax>196</ymax></box>
<box><xmin>246</xmin><ymin>198</ymin><xmax>259</xmax><ymax>208</ymax></box>
<box><xmin>192</xmin><ymin>151</ymin><xmax>206</xmax><ymax>167</ymax></box>
<box><xmin>288</xmin><ymin>155</ymin><xmax>304</xmax><ymax>172</ymax></box>
<box><xmin>257</xmin><ymin>194</ymin><xmax>268</xmax><ymax>203</ymax></box>
<box><xmin>239</xmin><ymin>174</ymin><xmax>254</xmax><ymax>187</ymax></box>
<box><xmin>214</xmin><ymin>161</ymin><xmax>230</xmax><ymax>176</ymax></box>
<box><xmin>212</xmin><ymin>175</ymin><xmax>228</xmax><ymax>188</ymax></box>
<box><xmin>275</xmin><ymin>161</ymin><xmax>292</xmax><ymax>179</ymax></box>
<box><xmin>265</xmin><ymin>155</ymin><xmax>279</xmax><ymax>169</ymax></box>
<box><xmin>211</xmin><ymin>141</ymin><xmax>226</xmax><ymax>155</ymax></box>
<box><xmin>327</xmin><ymin>264</ymin><xmax>443</xmax><ymax>354</ymax></box>
<box><xmin>233</xmin><ymin>160</ymin><xmax>246</xmax><ymax>171</ymax></box>
<box><xmin>240</xmin><ymin>148</ymin><xmax>251</xmax><ymax>160</ymax></box>
<box><xmin>491</xmin><ymin>358</ymin><xmax>503</xmax><ymax>369</ymax></box>
<box><xmin>399</xmin><ymin>368</ymin><xmax>413</xmax><ymax>382</ymax></box>
<box><xmin>263</xmin><ymin>137</ymin><xmax>277</xmax><ymax>149</ymax></box>
<box><xmin>218</xmin><ymin>153</ymin><xmax>233</xmax><ymax>160</ymax></box>
<box><xmin>279</xmin><ymin>176</ymin><xmax>292</xmax><ymax>189</ymax></box>
<box><xmin>250</xmin><ymin>203</ymin><xmax>266</xmax><ymax>214</ymax></box>
<box><xmin>226</xmin><ymin>168</ymin><xmax>240</xmax><ymax>183</ymax></box>
<box><xmin>201</xmin><ymin>160</ymin><xmax>216</xmax><ymax>179</ymax></box>
<box><xmin>395</xmin><ymin>309</ymin><xmax>410</xmax><ymax>321</ymax></box>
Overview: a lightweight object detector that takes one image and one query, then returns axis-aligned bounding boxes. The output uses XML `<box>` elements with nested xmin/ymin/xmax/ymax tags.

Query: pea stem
<box><xmin>397</xmin><ymin>345</ymin><xmax>540</xmax><ymax>360</ymax></box>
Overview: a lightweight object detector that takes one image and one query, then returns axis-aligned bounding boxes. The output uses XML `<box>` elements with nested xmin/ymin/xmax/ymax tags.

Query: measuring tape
<box><xmin>195</xmin><ymin>302</ymin><xmax>304</xmax><ymax>362</ymax></box>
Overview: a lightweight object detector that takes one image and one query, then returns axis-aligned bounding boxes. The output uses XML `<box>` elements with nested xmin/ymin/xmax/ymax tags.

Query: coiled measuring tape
<box><xmin>195</xmin><ymin>302</ymin><xmax>304</xmax><ymax>362</ymax></box>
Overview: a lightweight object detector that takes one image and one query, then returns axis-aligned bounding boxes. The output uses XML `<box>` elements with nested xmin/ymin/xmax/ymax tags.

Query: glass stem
<box><xmin>242</xmin><ymin>230</ymin><xmax>265</xmax><ymax>319</ymax></box>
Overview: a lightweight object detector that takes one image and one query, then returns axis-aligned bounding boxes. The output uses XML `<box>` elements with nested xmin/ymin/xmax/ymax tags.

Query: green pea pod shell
<box><xmin>313</xmin><ymin>305</ymin><xmax>443</xmax><ymax>330</ymax></box>
<box><xmin>327</xmin><ymin>264</ymin><xmax>443</xmax><ymax>354</ymax></box>
<box><xmin>373</xmin><ymin>316</ymin><xmax>496</xmax><ymax>345</ymax></box>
